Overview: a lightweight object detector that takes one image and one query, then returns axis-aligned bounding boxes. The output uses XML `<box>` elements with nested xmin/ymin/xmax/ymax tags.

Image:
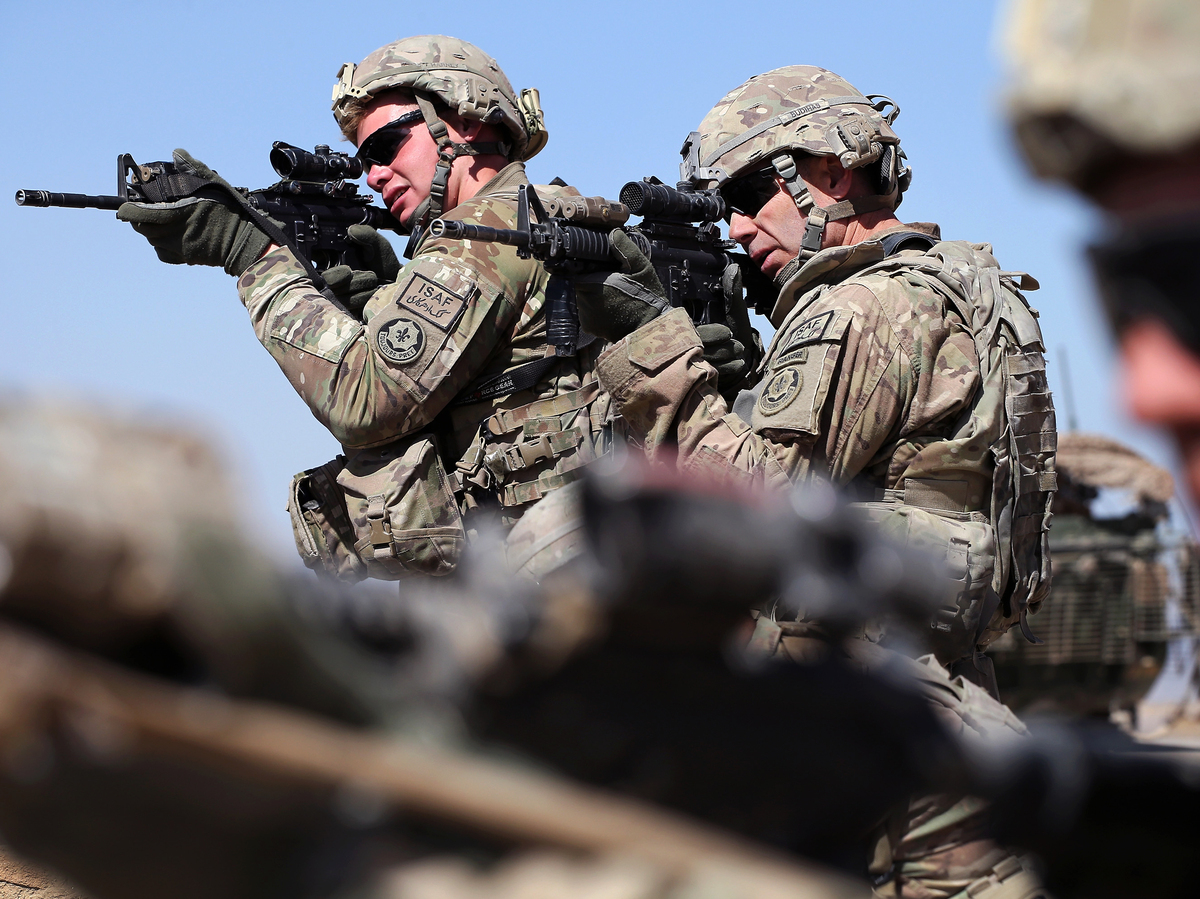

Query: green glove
<box><xmin>696</xmin><ymin>323</ymin><xmax>749</xmax><ymax>393</ymax></box>
<box><xmin>116</xmin><ymin>149</ymin><xmax>272</xmax><ymax>276</ymax></box>
<box><xmin>573</xmin><ymin>229</ymin><xmax>669</xmax><ymax>343</ymax></box>
<box><xmin>706</xmin><ymin>262</ymin><xmax>763</xmax><ymax>397</ymax></box>
<box><xmin>321</xmin><ymin>224</ymin><xmax>402</xmax><ymax>317</ymax></box>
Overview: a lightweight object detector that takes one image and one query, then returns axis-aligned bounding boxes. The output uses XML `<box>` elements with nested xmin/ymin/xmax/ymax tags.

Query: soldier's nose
<box><xmin>1120</xmin><ymin>318</ymin><xmax>1200</xmax><ymax>424</ymax></box>
<box><xmin>727</xmin><ymin>211</ymin><xmax>756</xmax><ymax>243</ymax></box>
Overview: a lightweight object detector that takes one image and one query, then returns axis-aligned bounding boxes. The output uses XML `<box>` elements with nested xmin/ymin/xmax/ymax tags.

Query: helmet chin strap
<box><xmin>407</xmin><ymin>92</ymin><xmax>511</xmax><ymax>236</ymax></box>
<box><xmin>768</xmin><ymin>153</ymin><xmax>896</xmax><ymax>267</ymax></box>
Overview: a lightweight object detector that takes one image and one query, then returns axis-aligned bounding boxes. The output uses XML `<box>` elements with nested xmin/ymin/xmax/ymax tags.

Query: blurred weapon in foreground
<box><xmin>1</xmin><ymin>409</ymin><xmax>1199</xmax><ymax>899</ymax></box>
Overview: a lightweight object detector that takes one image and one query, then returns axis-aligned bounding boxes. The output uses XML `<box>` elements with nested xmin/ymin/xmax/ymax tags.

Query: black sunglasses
<box><xmin>355</xmin><ymin>109</ymin><xmax>426</xmax><ymax>169</ymax></box>
<box><xmin>1088</xmin><ymin>216</ymin><xmax>1200</xmax><ymax>355</ymax></box>
<box><xmin>720</xmin><ymin>168</ymin><xmax>782</xmax><ymax>221</ymax></box>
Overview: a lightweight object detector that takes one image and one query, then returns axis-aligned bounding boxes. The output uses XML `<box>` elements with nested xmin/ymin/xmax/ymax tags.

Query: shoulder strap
<box><xmin>452</xmin><ymin>355</ymin><xmax>561</xmax><ymax>407</ymax></box>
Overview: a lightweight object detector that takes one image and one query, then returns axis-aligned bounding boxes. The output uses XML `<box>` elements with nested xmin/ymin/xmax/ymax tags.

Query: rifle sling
<box><xmin>136</xmin><ymin>174</ymin><xmax>338</xmax><ymax>303</ymax></box>
<box><xmin>452</xmin><ymin>355</ymin><xmax>562</xmax><ymax>407</ymax></box>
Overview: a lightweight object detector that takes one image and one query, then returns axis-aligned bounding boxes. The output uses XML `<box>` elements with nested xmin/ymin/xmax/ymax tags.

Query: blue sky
<box><xmin>0</xmin><ymin>0</ymin><xmax>1180</xmax><ymax>556</ymax></box>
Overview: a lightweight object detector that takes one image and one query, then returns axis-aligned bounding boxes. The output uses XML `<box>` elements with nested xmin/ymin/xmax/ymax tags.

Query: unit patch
<box><xmin>396</xmin><ymin>272</ymin><xmax>471</xmax><ymax>330</ymax></box>
<box><xmin>376</xmin><ymin>317</ymin><xmax>425</xmax><ymax>365</ymax></box>
<box><xmin>757</xmin><ymin>367</ymin><xmax>803</xmax><ymax>415</ymax></box>
<box><xmin>783</xmin><ymin>311</ymin><xmax>835</xmax><ymax>350</ymax></box>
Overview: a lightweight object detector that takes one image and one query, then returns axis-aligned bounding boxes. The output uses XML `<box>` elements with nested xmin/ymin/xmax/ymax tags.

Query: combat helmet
<box><xmin>1005</xmin><ymin>0</ymin><xmax>1200</xmax><ymax>194</ymax></box>
<box><xmin>681</xmin><ymin>66</ymin><xmax>911</xmax><ymax>264</ymax></box>
<box><xmin>332</xmin><ymin>35</ymin><xmax>549</xmax><ymax>227</ymax></box>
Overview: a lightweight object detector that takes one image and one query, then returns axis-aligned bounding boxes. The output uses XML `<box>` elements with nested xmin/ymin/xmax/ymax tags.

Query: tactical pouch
<box><xmin>337</xmin><ymin>433</ymin><xmax>466</xmax><ymax>579</ymax></box>
<box><xmin>287</xmin><ymin>457</ymin><xmax>367</xmax><ymax>582</ymax></box>
<box><xmin>288</xmin><ymin>433</ymin><xmax>466</xmax><ymax>581</ymax></box>
<box><xmin>855</xmin><ymin>500</ymin><xmax>998</xmax><ymax>664</ymax></box>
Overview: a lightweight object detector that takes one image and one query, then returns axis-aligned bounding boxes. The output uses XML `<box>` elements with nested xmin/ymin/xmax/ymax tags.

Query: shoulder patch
<box><xmin>776</xmin><ymin>310</ymin><xmax>850</xmax><ymax>366</ymax></box>
<box><xmin>790</xmin><ymin>311</ymin><xmax>837</xmax><ymax>345</ymax></box>
<box><xmin>376</xmin><ymin>317</ymin><xmax>425</xmax><ymax>364</ymax></box>
<box><xmin>757</xmin><ymin>367</ymin><xmax>803</xmax><ymax>415</ymax></box>
<box><xmin>395</xmin><ymin>270</ymin><xmax>474</xmax><ymax>331</ymax></box>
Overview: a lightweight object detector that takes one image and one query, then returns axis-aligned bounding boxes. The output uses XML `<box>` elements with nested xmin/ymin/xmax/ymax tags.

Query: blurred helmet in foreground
<box><xmin>1005</xmin><ymin>0</ymin><xmax>1200</xmax><ymax>193</ymax></box>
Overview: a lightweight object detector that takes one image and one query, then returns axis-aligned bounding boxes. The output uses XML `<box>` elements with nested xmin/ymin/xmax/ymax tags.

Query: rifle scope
<box><xmin>619</xmin><ymin>180</ymin><xmax>726</xmax><ymax>222</ymax></box>
<box><xmin>270</xmin><ymin>143</ymin><xmax>363</xmax><ymax>182</ymax></box>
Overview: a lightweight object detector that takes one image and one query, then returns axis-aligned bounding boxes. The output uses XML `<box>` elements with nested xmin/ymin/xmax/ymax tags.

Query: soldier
<box><xmin>116</xmin><ymin>35</ymin><xmax>614</xmax><ymax>582</ymax></box>
<box><xmin>573</xmin><ymin>67</ymin><xmax>1057</xmax><ymax>899</ymax></box>
<box><xmin>1005</xmin><ymin>0</ymin><xmax>1200</xmax><ymax>505</ymax></box>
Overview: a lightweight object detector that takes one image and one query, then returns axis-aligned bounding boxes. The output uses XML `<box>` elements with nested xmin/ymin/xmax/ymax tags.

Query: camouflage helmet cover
<box><xmin>1005</xmin><ymin>0</ymin><xmax>1200</xmax><ymax>191</ymax></box>
<box><xmin>332</xmin><ymin>35</ymin><xmax>548</xmax><ymax>162</ymax></box>
<box><xmin>681</xmin><ymin>65</ymin><xmax>905</xmax><ymax>190</ymax></box>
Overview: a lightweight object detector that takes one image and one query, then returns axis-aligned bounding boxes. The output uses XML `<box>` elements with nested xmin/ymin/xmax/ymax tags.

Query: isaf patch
<box><xmin>376</xmin><ymin>317</ymin><xmax>425</xmax><ymax>365</ymax></box>
<box><xmin>784</xmin><ymin>311</ymin><xmax>835</xmax><ymax>350</ymax></box>
<box><xmin>757</xmin><ymin>367</ymin><xmax>803</xmax><ymax>415</ymax></box>
<box><xmin>396</xmin><ymin>271</ymin><xmax>471</xmax><ymax>331</ymax></box>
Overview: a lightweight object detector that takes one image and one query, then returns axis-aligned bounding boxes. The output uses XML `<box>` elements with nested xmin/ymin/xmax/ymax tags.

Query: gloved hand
<box><xmin>574</xmin><ymin>229</ymin><xmax>669</xmax><ymax>343</ymax></box>
<box><xmin>321</xmin><ymin>224</ymin><xmax>402</xmax><ymax>317</ymax></box>
<box><xmin>696</xmin><ymin>323</ymin><xmax>749</xmax><ymax>393</ymax></box>
<box><xmin>704</xmin><ymin>262</ymin><xmax>763</xmax><ymax>397</ymax></box>
<box><xmin>116</xmin><ymin>149</ymin><xmax>272</xmax><ymax>276</ymax></box>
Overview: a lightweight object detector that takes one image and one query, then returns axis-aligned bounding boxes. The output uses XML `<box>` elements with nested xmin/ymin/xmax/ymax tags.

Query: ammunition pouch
<box><xmin>287</xmin><ymin>433</ymin><xmax>466</xmax><ymax>582</ymax></box>
<box><xmin>287</xmin><ymin>456</ymin><xmax>366</xmax><ymax>582</ymax></box>
<box><xmin>454</xmin><ymin>383</ymin><xmax>604</xmax><ymax>520</ymax></box>
<box><xmin>855</xmin><ymin>487</ymin><xmax>998</xmax><ymax>665</ymax></box>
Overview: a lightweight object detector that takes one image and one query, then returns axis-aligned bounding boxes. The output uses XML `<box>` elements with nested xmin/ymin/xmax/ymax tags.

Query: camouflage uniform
<box><xmin>596</xmin><ymin>67</ymin><xmax>1055</xmax><ymax>899</ymax></box>
<box><xmin>603</xmin><ymin>66</ymin><xmax>1057</xmax><ymax>668</ymax></box>
<box><xmin>250</xmin><ymin>37</ymin><xmax>613</xmax><ymax>580</ymax></box>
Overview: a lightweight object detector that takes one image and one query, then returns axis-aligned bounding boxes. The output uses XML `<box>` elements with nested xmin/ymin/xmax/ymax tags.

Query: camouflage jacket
<box><xmin>239</xmin><ymin>163</ymin><xmax>613</xmax><ymax>522</ymax></box>
<box><xmin>596</xmin><ymin>226</ymin><xmax>1057</xmax><ymax>661</ymax></box>
<box><xmin>595</xmin><ymin>224</ymin><xmax>982</xmax><ymax>494</ymax></box>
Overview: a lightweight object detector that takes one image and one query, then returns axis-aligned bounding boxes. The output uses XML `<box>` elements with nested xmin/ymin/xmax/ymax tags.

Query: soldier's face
<box><xmin>357</xmin><ymin>95</ymin><xmax>440</xmax><ymax>227</ymax></box>
<box><xmin>1117</xmin><ymin>319</ymin><xmax>1200</xmax><ymax>501</ymax></box>
<box><xmin>1096</xmin><ymin>155</ymin><xmax>1200</xmax><ymax>501</ymax></box>
<box><xmin>726</xmin><ymin>181</ymin><xmax>808</xmax><ymax>278</ymax></box>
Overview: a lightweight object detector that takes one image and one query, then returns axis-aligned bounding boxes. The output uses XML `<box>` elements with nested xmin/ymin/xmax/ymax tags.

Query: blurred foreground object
<box><xmin>1003</xmin><ymin>0</ymin><xmax>1200</xmax><ymax>742</ymax></box>
<box><xmin>1005</xmin><ymin>0</ymin><xmax>1200</xmax><ymax>192</ymax></box>
<box><xmin>0</xmin><ymin>401</ymin><xmax>238</xmax><ymax>650</ymax></box>
<box><xmin>1004</xmin><ymin>0</ymin><xmax>1200</xmax><ymax>503</ymax></box>
<box><xmin>3</xmin><ymin>404</ymin><xmax>1200</xmax><ymax>898</ymax></box>
<box><xmin>988</xmin><ymin>434</ymin><xmax>1198</xmax><ymax>718</ymax></box>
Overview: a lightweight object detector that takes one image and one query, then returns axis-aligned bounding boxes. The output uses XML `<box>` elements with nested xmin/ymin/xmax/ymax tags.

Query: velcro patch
<box><xmin>752</xmin><ymin>339</ymin><xmax>842</xmax><ymax>435</ymax></box>
<box><xmin>785</xmin><ymin>310</ymin><xmax>836</xmax><ymax>347</ymax></box>
<box><xmin>396</xmin><ymin>270</ymin><xmax>473</xmax><ymax>331</ymax></box>
<box><xmin>376</xmin><ymin>317</ymin><xmax>425</xmax><ymax>365</ymax></box>
<box><xmin>776</xmin><ymin>310</ymin><xmax>848</xmax><ymax>366</ymax></box>
<box><xmin>758</xmin><ymin>367</ymin><xmax>803</xmax><ymax>415</ymax></box>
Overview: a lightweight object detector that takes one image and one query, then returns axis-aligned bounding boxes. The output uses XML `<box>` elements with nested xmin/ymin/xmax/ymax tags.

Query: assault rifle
<box><xmin>429</xmin><ymin>179</ymin><xmax>762</xmax><ymax>356</ymax></box>
<box><xmin>15</xmin><ymin>143</ymin><xmax>400</xmax><ymax>275</ymax></box>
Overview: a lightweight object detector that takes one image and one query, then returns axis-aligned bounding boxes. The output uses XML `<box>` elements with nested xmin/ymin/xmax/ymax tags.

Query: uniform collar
<box><xmin>768</xmin><ymin>222</ymin><xmax>941</xmax><ymax>327</ymax></box>
<box><xmin>471</xmin><ymin>161</ymin><xmax>530</xmax><ymax>198</ymax></box>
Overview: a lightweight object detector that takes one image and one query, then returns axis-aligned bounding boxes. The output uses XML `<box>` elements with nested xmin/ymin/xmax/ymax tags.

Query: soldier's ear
<box><xmin>818</xmin><ymin>156</ymin><xmax>855</xmax><ymax>200</ymax></box>
<box><xmin>795</xmin><ymin>155</ymin><xmax>853</xmax><ymax>200</ymax></box>
<box><xmin>447</xmin><ymin>113</ymin><xmax>486</xmax><ymax>142</ymax></box>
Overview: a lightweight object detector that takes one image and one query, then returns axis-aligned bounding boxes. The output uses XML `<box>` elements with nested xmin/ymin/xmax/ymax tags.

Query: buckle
<box><xmin>517</xmin><ymin>435</ymin><xmax>554</xmax><ymax>467</ymax></box>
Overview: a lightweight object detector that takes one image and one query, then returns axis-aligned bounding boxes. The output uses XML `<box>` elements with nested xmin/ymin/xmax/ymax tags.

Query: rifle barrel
<box><xmin>15</xmin><ymin>190</ymin><xmax>124</xmax><ymax>210</ymax></box>
<box><xmin>429</xmin><ymin>218</ymin><xmax>529</xmax><ymax>247</ymax></box>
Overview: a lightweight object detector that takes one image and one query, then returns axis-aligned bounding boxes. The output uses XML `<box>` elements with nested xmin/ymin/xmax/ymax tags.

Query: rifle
<box><xmin>15</xmin><ymin>143</ymin><xmax>400</xmax><ymax>277</ymax></box>
<box><xmin>428</xmin><ymin>179</ymin><xmax>760</xmax><ymax>357</ymax></box>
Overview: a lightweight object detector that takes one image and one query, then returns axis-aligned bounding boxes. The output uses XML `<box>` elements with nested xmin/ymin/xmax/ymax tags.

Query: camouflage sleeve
<box><xmin>237</xmin><ymin>207</ymin><xmax>538</xmax><ymax>449</ymax></box>
<box><xmin>595</xmin><ymin>309</ymin><xmax>793</xmax><ymax>489</ymax></box>
<box><xmin>597</xmin><ymin>285</ymin><xmax>915</xmax><ymax>489</ymax></box>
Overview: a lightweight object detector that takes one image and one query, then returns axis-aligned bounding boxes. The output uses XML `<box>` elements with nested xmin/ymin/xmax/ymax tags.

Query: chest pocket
<box><xmin>752</xmin><ymin>310</ymin><xmax>850</xmax><ymax>435</ymax></box>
